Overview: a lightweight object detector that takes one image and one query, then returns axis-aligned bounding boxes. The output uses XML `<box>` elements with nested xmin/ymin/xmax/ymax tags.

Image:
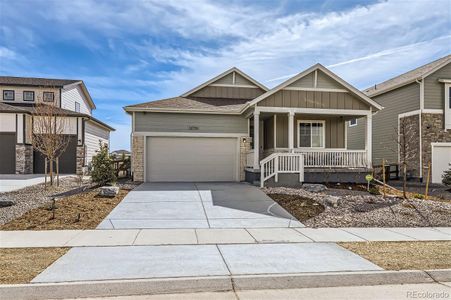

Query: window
<box><xmin>298</xmin><ymin>121</ymin><xmax>325</xmax><ymax>148</ymax></box>
<box><xmin>75</xmin><ymin>102</ymin><xmax>80</xmax><ymax>112</ymax></box>
<box><xmin>43</xmin><ymin>92</ymin><xmax>54</xmax><ymax>102</ymax></box>
<box><xmin>23</xmin><ymin>91</ymin><xmax>35</xmax><ymax>101</ymax></box>
<box><xmin>3</xmin><ymin>90</ymin><xmax>14</xmax><ymax>101</ymax></box>
<box><xmin>349</xmin><ymin>118</ymin><xmax>357</xmax><ymax>127</ymax></box>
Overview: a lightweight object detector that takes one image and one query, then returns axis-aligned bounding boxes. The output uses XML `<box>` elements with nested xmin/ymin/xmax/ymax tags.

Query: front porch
<box><xmin>245</xmin><ymin>107</ymin><xmax>373</xmax><ymax>186</ymax></box>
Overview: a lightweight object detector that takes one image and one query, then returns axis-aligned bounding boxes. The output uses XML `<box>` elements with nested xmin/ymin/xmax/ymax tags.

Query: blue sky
<box><xmin>0</xmin><ymin>0</ymin><xmax>450</xmax><ymax>150</ymax></box>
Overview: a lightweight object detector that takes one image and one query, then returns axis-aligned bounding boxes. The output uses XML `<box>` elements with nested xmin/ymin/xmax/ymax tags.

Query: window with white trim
<box><xmin>349</xmin><ymin>118</ymin><xmax>357</xmax><ymax>127</ymax></box>
<box><xmin>297</xmin><ymin>120</ymin><xmax>325</xmax><ymax>148</ymax></box>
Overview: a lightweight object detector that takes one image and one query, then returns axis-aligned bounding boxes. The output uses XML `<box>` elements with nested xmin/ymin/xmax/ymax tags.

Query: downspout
<box><xmin>416</xmin><ymin>78</ymin><xmax>423</xmax><ymax>182</ymax></box>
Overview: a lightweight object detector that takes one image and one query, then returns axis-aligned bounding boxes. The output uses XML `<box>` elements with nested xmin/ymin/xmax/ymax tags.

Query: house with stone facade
<box><xmin>0</xmin><ymin>76</ymin><xmax>114</xmax><ymax>174</ymax></box>
<box><xmin>348</xmin><ymin>55</ymin><xmax>451</xmax><ymax>183</ymax></box>
<box><xmin>125</xmin><ymin>64</ymin><xmax>382</xmax><ymax>186</ymax></box>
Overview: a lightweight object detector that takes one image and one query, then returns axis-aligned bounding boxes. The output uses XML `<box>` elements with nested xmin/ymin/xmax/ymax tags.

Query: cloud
<box><xmin>0</xmin><ymin>47</ymin><xmax>16</xmax><ymax>59</ymax></box>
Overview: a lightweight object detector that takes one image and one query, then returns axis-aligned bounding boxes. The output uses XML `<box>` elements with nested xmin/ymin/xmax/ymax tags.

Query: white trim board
<box><xmin>255</xmin><ymin>107</ymin><xmax>371</xmax><ymax>116</ymax></box>
<box><xmin>209</xmin><ymin>83</ymin><xmax>260</xmax><ymax>89</ymax></box>
<box><xmin>283</xmin><ymin>87</ymin><xmax>348</xmax><ymax>92</ymax></box>
<box><xmin>133</xmin><ymin>132</ymin><xmax>246</xmax><ymax>138</ymax></box>
<box><xmin>181</xmin><ymin>67</ymin><xmax>268</xmax><ymax>97</ymax></box>
<box><xmin>398</xmin><ymin>109</ymin><xmax>444</xmax><ymax>118</ymax></box>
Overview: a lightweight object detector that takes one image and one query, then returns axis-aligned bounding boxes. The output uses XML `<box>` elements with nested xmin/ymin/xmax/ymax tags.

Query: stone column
<box><xmin>76</xmin><ymin>145</ymin><xmax>86</xmax><ymax>175</ymax></box>
<box><xmin>132</xmin><ymin>135</ymin><xmax>144</xmax><ymax>181</ymax></box>
<box><xmin>15</xmin><ymin>144</ymin><xmax>33</xmax><ymax>174</ymax></box>
<box><xmin>239</xmin><ymin>136</ymin><xmax>251</xmax><ymax>181</ymax></box>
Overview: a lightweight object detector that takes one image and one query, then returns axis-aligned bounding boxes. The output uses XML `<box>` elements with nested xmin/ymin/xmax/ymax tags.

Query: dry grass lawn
<box><xmin>340</xmin><ymin>241</ymin><xmax>451</xmax><ymax>270</ymax></box>
<box><xmin>0</xmin><ymin>248</ymin><xmax>68</xmax><ymax>284</ymax></box>
<box><xmin>0</xmin><ymin>189</ymin><xmax>129</xmax><ymax>230</ymax></box>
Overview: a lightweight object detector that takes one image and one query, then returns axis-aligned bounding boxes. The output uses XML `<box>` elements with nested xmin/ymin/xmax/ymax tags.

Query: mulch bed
<box><xmin>0</xmin><ymin>189</ymin><xmax>129</xmax><ymax>230</ymax></box>
<box><xmin>0</xmin><ymin>248</ymin><xmax>69</xmax><ymax>284</ymax></box>
<box><xmin>267</xmin><ymin>193</ymin><xmax>325</xmax><ymax>222</ymax></box>
<box><xmin>339</xmin><ymin>241</ymin><xmax>451</xmax><ymax>270</ymax></box>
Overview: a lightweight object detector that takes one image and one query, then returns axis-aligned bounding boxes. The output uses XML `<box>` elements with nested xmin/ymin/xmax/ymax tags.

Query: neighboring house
<box><xmin>0</xmin><ymin>76</ymin><xmax>115</xmax><ymax>174</ymax></box>
<box><xmin>111</xmin><ymin>149</ymin><xmax>131</xmax><ymax>158</ymax></box>
<box><xmin>125</xmin><ymin>65</ymin><xmax>382</xmax><ymax>186</ymax></box>
<box><xmin>348</xmin><ymin>55</ymin><xmax>451</xmax><ymax>183</ymax></box>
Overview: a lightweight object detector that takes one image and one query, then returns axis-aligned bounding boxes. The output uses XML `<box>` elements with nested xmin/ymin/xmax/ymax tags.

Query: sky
<box><xmin>0</xmin><ymin>0</ymin><xmax>450</xmax><ymax>151</ymax></box>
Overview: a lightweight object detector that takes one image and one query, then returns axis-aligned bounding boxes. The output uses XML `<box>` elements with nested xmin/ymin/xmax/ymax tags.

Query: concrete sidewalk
<box><xmin>1</xmin><ymin>227</ymin><xmax>450</xmax><ymax>248</ymax></box>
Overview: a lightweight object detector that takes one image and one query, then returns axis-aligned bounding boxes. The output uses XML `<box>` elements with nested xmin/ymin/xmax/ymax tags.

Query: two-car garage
<box><xmin>145</xmin><ymin>136</ymin><xmax>240</xmax><ymax>182</ymax></box>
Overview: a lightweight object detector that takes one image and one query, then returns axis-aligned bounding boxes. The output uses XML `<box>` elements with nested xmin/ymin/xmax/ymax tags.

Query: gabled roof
<box><xmin>124</xmin><ymin>96</ymin><xmax>246</xmax><ymax>114</ymax></box>
<box><xmin>0</xmin><ymin>76</ymin><xmax>96</xmax><ymax>110</ymax></box>
<box><xmin>364</xmin><ymin>54</ymin><xmax>451</xmax><ymax>97</ymax></box>
<box><xmin>181</xmin><ymin>67</ymin><xmax>268</xmax><ymax>97</ymax></box>
<box><xmin>244</xmin><ymin>63</ymin><xmax>383</xmax><ymax>111</ymax></box>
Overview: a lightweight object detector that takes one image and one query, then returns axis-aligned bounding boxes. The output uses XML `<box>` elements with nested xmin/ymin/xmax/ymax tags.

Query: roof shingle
<box><xmin>364</xmin><ymin>55</ymin><xmax>451</xmax><ymax>96</ymax></box>
<box><xmin>0</xmin><ymin>76</ymin><xmax>80</xmax><ymax>87</ymax></box>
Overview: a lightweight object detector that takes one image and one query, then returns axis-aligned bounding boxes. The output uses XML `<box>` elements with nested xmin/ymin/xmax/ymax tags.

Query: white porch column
<box><xmin>366</xmin><ymin>112</ymin><xmax>372</xmax><ymax>167</ymax></box>
<box><xmin>288</xmin><ymin>111</ymin><xmax>294</xmax><ymax>152</ymax></box>
<box><xmin>253</xmin><ymin>112</ymin><xmax>260</xmax><ymax>170</ymax></box>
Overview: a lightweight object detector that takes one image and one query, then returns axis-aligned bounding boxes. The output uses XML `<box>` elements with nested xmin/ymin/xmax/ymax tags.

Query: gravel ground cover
<box><xmin>264</xmin><ymin>186</ymin><xmax>451</xmax><ymax>227</ymax></box>
<box><xmin>339</xmin><ymin>241</ymin><xmax>451</xmax><ymax>270</ymax></box>
<box><xmin>0</xmin><ymin>177</ymin><xmax>140</xmax><ymax>227</ymax></box>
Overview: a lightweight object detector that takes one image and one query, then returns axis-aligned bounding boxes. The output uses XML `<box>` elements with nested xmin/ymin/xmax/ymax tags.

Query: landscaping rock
<box><xmin>99</xmin><ymin>186</ymin><xmax>119</xmax><ymax>197</ymax></box>
<box><xmin>325</xmin><ymin>196</ymin><xmax>340</xmax><ymax>208</ymax></box>
<box><xmin>302</xmin><ymin>184</ymin><xmax>327</xmax><ymax>193</ymax></box>
<box><xmin>0</xmin><ymin>200</ymin><xmax>14</xmax><ymax>208</ymax></box>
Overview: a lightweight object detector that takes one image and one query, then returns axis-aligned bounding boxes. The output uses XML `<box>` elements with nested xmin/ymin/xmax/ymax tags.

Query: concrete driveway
<box><xmin>98</xmin><ymin>182</ymin><xmax>303</xmax><ymax>229</ymax></box>
<box><xmin>0</xmin><ymin>174</ymin><xmax>48</xmax><ymax>193</ymax></box>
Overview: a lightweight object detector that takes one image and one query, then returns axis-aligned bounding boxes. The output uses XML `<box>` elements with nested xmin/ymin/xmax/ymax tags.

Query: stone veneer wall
<box><xmin>15</xmin><ymin>144</ymin><xmax>33</xmax><ymax>174</ymax></box>
<box><xmin>132</xmin><ymin>135</ymin><xmax>144</xmax><ymax>181</ymax></box>
<box><xmin>239</xmin><ymin>136</ymin><xmax>251</xmax><ymax>181</ymax></box>
<box><xmin>399</xmin><ymin>114</ymin><xmax>421</xmax><ymax>178</ymax></box>
<box><xmin>76</xmin><ymin>145</ymin><xmax>86</xmax><ymax>175</ymax></box>
<box><xmin>421</xmin><ymin>113</ymin><xmax>451</xmax><ymax>179</ymax></box>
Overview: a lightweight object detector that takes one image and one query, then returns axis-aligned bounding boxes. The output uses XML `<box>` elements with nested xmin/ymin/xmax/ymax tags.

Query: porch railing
<box><xmin>280</xmin><ymin>149</ymin><xmax>367</xmax><ymax>168</ymax></box>
<box><xmin>260</xmin><ymin>153</ymin><xmax>304</xmax><ymax>187</ymax></box>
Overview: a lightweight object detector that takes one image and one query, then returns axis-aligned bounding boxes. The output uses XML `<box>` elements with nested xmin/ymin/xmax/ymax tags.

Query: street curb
<box><xmin>1</xmin><ymin>269</ymin><xmax>450</xmax><ymax>300</ymax></box>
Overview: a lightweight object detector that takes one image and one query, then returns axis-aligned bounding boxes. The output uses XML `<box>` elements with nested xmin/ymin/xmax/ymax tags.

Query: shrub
<box><xmin>413</xmin><ymin>193</ymin><xmax>424</xmax><ymax>199</ymax></box>
<box><xmin>442</xmin><ymin>168</ymin><xmax>451</xmax><ymax>186</ymax></box>
<box><xmin>91</xmin><ymin>143</ymin><xmax>116</xmax><ymax>186</ymax></box>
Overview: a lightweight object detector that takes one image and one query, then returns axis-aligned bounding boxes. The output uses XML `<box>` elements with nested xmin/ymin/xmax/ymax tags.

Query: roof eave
<box><xmin>124</xmin><ymin>106</ymin><xmax>242</xmax><ymax>115</ymax></box>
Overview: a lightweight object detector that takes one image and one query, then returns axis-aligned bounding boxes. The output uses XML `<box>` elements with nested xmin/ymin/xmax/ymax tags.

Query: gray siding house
<box><xmin>0</xmin><ymin>77</ymin><xmax>114</xmax><ymax>174</ymax></box>
<box><xmin>125</xmin><ymin>65</ymin><xmax>382</xmax><ymax>186</ymax></box>
<box><xmin>348</xmin><ymin>55</ymin><xmax>451</xmax><ymax>183</ymax></box>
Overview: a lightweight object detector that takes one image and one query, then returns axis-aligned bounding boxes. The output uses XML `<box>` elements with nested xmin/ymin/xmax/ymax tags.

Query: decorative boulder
<box><xmin>325</xmin><ymin>196</ymin><xmax>340</xmax><ymax>208</ymax></box>
<box><xmin>302</xmin><ymin>184</ymin><xmax>327</xmax><ymax>193</ymax></box>
<box><xmin>0</xmin><ymin>200</ymin><xmax>14</xmax><ymax>208</ymax></box>
<box><xmin>99</xmin><ymin>186</ymin><xmax>119</xmax><ymax>197</ymax></box>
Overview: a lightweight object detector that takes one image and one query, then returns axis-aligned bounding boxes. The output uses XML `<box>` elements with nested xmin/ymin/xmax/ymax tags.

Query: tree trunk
<box><xmin>403</xmin><ymin>162</ymin><xmax>407</xmax><ymax>199</ymax></box>
<box><xmin>49</xmin><ymin>159</ymin><xmax>54</xmax><ymax>186</ymax></box>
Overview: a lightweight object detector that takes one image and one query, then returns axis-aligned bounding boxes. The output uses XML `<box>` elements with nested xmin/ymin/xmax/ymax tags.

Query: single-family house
<box><xmin>0</xmin><ymin>76</ymin><xmax>115</xmax><ymax>174</ymax></box>
<box><xmin>348</xmin><ymin>55</ymin><xmax>451</xmax><ymax>183</ymax></box>
<box><xmin>125</xmin><ymin>64</ymin><xmax>382</xmax><ymax>186</ymax></box>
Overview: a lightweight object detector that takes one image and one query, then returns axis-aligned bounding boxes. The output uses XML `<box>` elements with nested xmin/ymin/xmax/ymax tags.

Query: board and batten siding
<box><xmin>258</xmin><ymin>90</ymin><xmax>369</xmax><ymax>110</ymax></box>
<box><xmin>85</xmin><ymin>120</ymin><xmax>110</xmax><ymax>164</ymax></box>
<box><xmin>424</xmin><ymin>62</ymin><xmax>451</xmax><ymax>110</ymax></box>
<box><xmin>61</xmin><ymin>85</ymin><xmax>92</xmax><ymax>115</ymax></box>
<box><xmin>134</xmin><ymin>112</ymin><xmax>248</xmax><ymax>134</ymax></box>
<box><xmin>191</xmin><ymin>86</ymin><xmax>265</xmax><ymax>99</ymax></box>
<box><xmin>266</xmin><ymin>114</ymin><xmax>346</xmax><ymax>149</ymax></box>
<box><xmin>348</xmin><ymin>82</ymin><xmax>420</xmax><ymax>164</ymax></box>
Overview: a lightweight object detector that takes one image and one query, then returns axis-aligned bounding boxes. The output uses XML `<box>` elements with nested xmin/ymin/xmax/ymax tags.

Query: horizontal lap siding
<box><xmin>135</xmin><ymin>112</ymin><xmax>248</xmax><ymax>134</ymax></box>
<box><xmin>62</xmin><ymin>85</ymin><xmax>91</xmax><ymax>115</ymax></box>
<box><xmin>85</xmin><ymin>121</ymin><xmax>110</xmax><ymax>164</ymax></box>
<box><xmin>258</xmin><ymin>90</ymin><xmax>369</xmax><ymax>110</ymax></box>
<box><xmin>348</xmin><ymin>83</ymin><xmax>420</xmax><ymax>164</ymax></box>
<box><xmin>424</xmin><ymin>62</ymin><xmax>451</xmax><ymax>109</ymax></box>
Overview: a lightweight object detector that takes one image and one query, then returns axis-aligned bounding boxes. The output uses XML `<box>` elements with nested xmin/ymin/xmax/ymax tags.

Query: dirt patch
<box><xmin>0</xmin><ymin>248</ymin><xmax>68</xmax><ymax>284</ymax></box>
<box><xmin>339</xmin><ymin>241</ymin><xmax>451</xmax><ymax>270</ymax></box>
<box><xmin>267</xmin><ymin>193</ymin><xmax>325</xmax><ymax>222</ymax></box>
<box><xmin>0</xmin><ymin>189</ymin><xmax>128</xmax><ymax>230</ymax></box>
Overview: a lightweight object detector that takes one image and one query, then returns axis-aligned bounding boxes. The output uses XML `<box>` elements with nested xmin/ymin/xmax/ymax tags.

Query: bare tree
<box><xmin>390</xmin><ymin>117</ymin><xmax>418</xmax><ymax>198</ymax></box>
<box><xmin>31</xmin><ymin>104</ymin><xmax>71</xmax><ymax>187</ymax></box>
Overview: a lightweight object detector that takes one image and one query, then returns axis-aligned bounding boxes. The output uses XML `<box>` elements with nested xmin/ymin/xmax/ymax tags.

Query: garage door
<box><xmin>431</xmin><ymin>143</ymin><xmax>451</xmax><ymax>184</ymax></box>
<box><xmin>34</xmin><ymin>135</ymin><xmax>78</xmax><ymax>174</ymax></box>
<box><xmin>146</xmin><ymin>137</ymin><xmax>238</xmax><ymax>182</ymax></box>
<box><xmin>0</xmin><ymin>133</ymin><xmax>16</xmax><ymax>174</ymax></box>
